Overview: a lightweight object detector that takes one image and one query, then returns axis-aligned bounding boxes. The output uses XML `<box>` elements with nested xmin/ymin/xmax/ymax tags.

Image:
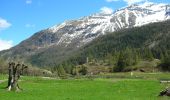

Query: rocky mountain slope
<box><xmin>0</xmin><ymin>2</ymin><xmax>170</xmax><ymax>67</ymax></box>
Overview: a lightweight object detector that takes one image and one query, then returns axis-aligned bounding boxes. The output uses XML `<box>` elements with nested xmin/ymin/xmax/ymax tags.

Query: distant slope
<box><xmin>0</xmin><ymin>2</ymin><xmax>170</xmax><ymax>68</ymax></box>
<box><xmin>59</xmin><ymin>20</ymin><xmax>170</xmax><ymax>68</ymax></box>
<box><xmin>17</xmin><ymin>20</ymin><xmax>170</xmax><ymax>69</ymax></box>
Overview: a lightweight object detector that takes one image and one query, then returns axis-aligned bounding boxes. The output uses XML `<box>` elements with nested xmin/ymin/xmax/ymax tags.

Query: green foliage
<box><xmin>57</xmin><ymin>65</ymin><xmax>67</xmax><ymax>78</ymax></box>
<box><xmin>1</xmin><ymin>20</ymin><xmax>170</xmax><ymax>74</ymax></box>
<box><xmin>142</xmin><ymin>48</ymin><xmax>154</xmax><ymax>61</ymax></box>
<box><xmin>79</xmin><ymin>65</ymin><xmax>88</xmax><ymax>75</ymax></box>
<box><xmin>60</xmin><ymin>20</ymin><xmax>170</xmax><ymax>73</ymax></box>
<box><xmin>114</xmin><ymin>48</ymin><xmax>138</xmax><ymax>72</ymax></box>
<box><xmin>114</xmin><ymin>52</ymin><xmax>125</xmax><ymax>72</ymax></box>
<box><xmin>72</xmin><ymin>65</ymin><xmax>88</xmax><ymax>76</ymax></box>
<box><xmin>0</xmin><ymin>58</ymin><xmax>7</xmax><ymax>74</ymax></box>
<box><xmin>160</xmin><ymin>55</ymin><xmax>170</xmax><ymax>71</ymax></box>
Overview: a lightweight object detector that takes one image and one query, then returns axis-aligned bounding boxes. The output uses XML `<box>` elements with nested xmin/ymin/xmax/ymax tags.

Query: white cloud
<box><xmin>25</xmin><ymin>24</ymin><xmax>35</xmax><ymax>28</ymax></box>
<box><xmin>106</xmin><ymin>0</ymin><xmax>119</xmax><ymax>2</ymax></box>
<box><xmin>100</xmin><ymin>7</ymin><xmax>113</xmax><ymax>14</ymax></box>
<box><xmin>0</xmin><ymin>39</ymin><xmax>13</xmax><ymax>51</ymax></box>
<box><xmin>123</xmin><ymin>0</ymin><xmax>147</xmax><ymax>5</ymax></box>
<box><xmin>26</xmin><ymin>0</ymin><xmax>32</xmax><ymax>4</ymax></box>
<box><xmin>0</xmin><ymin>18</ymin><xmax>11</xmax><ymax>30</ymax></box>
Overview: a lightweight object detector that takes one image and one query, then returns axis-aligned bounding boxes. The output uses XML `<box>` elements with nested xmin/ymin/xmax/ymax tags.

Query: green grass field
<box><xmin>0</xmin><ymin>73</ymin><xmax>170</xmax><ymax>100</ymax></box>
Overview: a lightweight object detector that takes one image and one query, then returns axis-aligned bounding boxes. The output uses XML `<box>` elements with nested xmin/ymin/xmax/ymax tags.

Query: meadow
<box><xmin>0</xmin><ymin>72</ymin><xmax>170</xmax><ymax>100</ymax></box>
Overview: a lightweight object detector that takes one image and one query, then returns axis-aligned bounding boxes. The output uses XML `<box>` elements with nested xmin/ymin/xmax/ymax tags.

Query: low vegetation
<box><xmin>0</xmin><ymin>73</ymin><xmax>170</xmax><ymax>100</ymax></box>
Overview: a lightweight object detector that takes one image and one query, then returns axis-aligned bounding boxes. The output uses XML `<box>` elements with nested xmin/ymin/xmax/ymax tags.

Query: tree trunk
<box><xmin>7</xmin><ymin>63</ymin><xmax>12</xmax><ymax>88</ymax></box>
<box><xmin>7</xmin><ymin>63</ymin><xmax>21</xmax><ymax>91</ymax></box>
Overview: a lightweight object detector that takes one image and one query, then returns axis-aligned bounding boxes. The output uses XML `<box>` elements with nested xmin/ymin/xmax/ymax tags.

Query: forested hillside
<box><xmin>53</xmin><ymin>20</ymin><xmax>170</xmax><ymax>74</ymax></box>
<box><xmin>1</xmin><ymin>20</ymin><xmax>170</xmax><ymax>76</ymax></box>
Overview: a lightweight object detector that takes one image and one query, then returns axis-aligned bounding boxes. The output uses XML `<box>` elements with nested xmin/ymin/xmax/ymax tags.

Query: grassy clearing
<box><xmin>0</xmin><ymin>73</ymin><xmax>170</xmax><ymax>100</ymax></box>
<box><xmin>92</xmin><ymin>72</ymin><xmax>170</xmax><ymax>80</ymax></box>
<box><xmin>0</xmin><ymin>74</ymin><xmax>7</xmax><ymax>80</ymax></box>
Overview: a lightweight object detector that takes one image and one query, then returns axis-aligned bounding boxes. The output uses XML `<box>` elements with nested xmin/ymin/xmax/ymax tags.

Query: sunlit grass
<box><xmin>0</xmin><ymin>73</ymin><xmax>170</xmax><ymax>100</ymax></box>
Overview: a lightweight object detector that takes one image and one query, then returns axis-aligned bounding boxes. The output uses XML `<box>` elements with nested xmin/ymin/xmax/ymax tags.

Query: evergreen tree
<box><xmin>160</xmin><ymin>55</ymin><xmax>170</xmax><ymax>71</ymax></box>
<box><xmin>148</xmin><ymin>49</ymin><xmax>154</xmax><ymax>61</ymax></box>
<box><xmin>133</xmin><ymin>50</ymin><xmax>139</xmax><ymax>65</ymax></box>
<box><xmin>114</xmin><ymin>51</ymin><xmax>125</xmax><ymax>72</ymax></box>
<box><xmin>57</xmin><ymin>65</ymin><xmax>66</xmax><ymax>78</ymax></box>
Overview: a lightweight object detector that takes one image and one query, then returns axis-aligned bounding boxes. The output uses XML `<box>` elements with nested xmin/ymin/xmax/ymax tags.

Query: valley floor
<box><xmin>0</xmin><ymin>72</ymin><xmax>170</xmax><ymax>100</ymax></box>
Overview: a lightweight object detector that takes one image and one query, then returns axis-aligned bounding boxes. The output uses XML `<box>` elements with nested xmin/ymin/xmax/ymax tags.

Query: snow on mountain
<box><xmin>44</xmin><ymin>2</ymin><xmax>170</xmax><ymax>48</ymax></box>
<box><xmin>11</xmin><ymin>2</ymin><xmax>169</xmax><ymax>52</ymax></box>
<box><xmin>1</xmin><ymin>2</ymin><xmax>170</xmax><ymax>66</ymax></box>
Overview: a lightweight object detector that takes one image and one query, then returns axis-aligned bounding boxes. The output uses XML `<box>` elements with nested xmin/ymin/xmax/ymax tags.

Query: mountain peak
<box><xmin>45</xmin><ymin>2</ymin><xmax>170</xmax><ymax>48</ymax></box>
<box><xmin>3</xmin><ymin>2</ymin><xmax>170</xmax><ymax>55</ymax></box>
<box><xmin>1</xmin><ymin>2</ymin><xmax>170</xmax><ymax>67</ymax></box>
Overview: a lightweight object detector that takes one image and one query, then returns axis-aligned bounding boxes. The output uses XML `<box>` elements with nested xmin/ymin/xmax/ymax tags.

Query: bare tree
<box><xmin>7</xmin><ymin>62</ymin><xmax>27</xmax><ymax>91</ymax></box>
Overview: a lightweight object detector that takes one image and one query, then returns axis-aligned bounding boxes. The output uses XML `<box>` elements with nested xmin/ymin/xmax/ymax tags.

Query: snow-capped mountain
<box><xmin>0</xmin><ymin>2</ymin><xmax>170</xmax><ymax>66</ymax></box>
<box><xmin>44</xmin><ymin>2</ymin><xmax>170</xmax><ymax>47</ymax></box>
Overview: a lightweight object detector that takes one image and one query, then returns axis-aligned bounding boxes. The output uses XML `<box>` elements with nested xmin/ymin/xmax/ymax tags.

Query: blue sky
<box><xmin>0</xmin><ymin>0</ymin><xmax>169</xmax><ymax>51</ymax></box>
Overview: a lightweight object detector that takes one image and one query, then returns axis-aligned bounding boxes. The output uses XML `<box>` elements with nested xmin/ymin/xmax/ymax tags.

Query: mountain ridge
<box><xmin>0</xmin><ymin>2</ymin><xmax>170</xmax><ymax>67</ymax></box>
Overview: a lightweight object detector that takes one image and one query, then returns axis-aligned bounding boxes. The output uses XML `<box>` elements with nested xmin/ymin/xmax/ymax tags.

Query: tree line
<box><xmin>52</xmin><ymin>20</ymin><xmax>170</xmax><ymax>75</ymax></box>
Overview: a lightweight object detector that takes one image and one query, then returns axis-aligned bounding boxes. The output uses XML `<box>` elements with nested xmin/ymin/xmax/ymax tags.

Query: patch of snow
<box><xmin>125</xmin><ymin>9</ymin><xmax>129</xmax><ymax>26</ymax></box>
<box><xmin>45</xmin><ymin>2</ymin><xmax>170</xmax><ymax>48</ymax></box>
